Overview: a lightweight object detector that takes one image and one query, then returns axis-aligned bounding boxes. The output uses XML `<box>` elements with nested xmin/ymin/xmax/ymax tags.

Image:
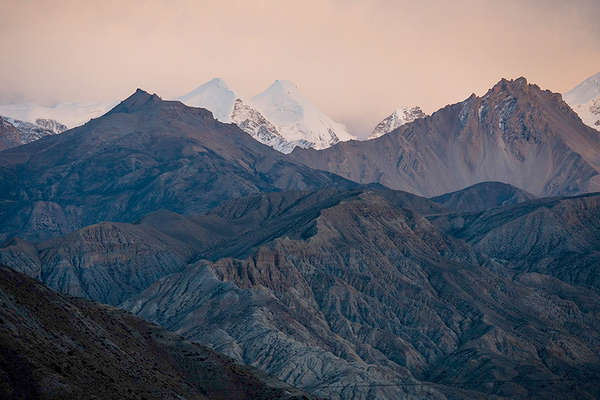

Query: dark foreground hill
<box><xmin>0</xmin><ymin>265</ymin><xmax>315</xmax><ymax>400</ymax></box>
<box><xmin>291</xmin><ymin>77</ymin><xmax>600</xmax><ymax>197</ymax></box>
<box><xmin>0</xmin><ymin>89</ymin><xmax>351</xmax><ymax>242</ymax></box>
<box><xmin>2</xmin><ymin>187</ymin><xmax>600</xmax><ymax>399</ymax></box>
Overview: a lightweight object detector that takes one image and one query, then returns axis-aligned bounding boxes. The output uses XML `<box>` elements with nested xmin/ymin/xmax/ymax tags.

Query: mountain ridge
<box><xmin>0</xmin><ymin>88</ymin><xmax>353</xmax><ymax>242</ymax></box>
<box><xmin>291</xmin><ymin>77</ymin><xmax>600</xmax><ymax>197</ymax></box>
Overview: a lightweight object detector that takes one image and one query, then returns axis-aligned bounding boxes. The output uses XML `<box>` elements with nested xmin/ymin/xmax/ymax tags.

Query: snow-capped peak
<box><xmin>564</xmin><ymin>72</ymin><xmax>600</xmax><ymax>130</ymax></box>
<box><xmin>176</xmin><ymin>78</ymin><xmax>356</xmax><ymax>152</ymax></box>
<box><xmin>0</xmin><ymin>101</ymin><xmax>115</xmax><ymax>129</ymax></box>
<box><xmin>251</xmin><ymin>80</ymin><xmax>355</xmax><ymax>150</ymax></box>
<box><xmin>1</xmin><ymin>115</ymin><xmax>65</xmax><ymax>145</ymax></box>
<box><xmin>369</xmin><ymin>106</ymin><xmax>426</xmax><ymax>139</ymax></box>
<box><xmin>564</xmin><ymin>72</ymin><xmax>600</xmax><ymax>106</ymax></box>
<box><xmin>177</xmin><ymin>78</ymin><xmax>237</xmax><ymax>122</ymax></box>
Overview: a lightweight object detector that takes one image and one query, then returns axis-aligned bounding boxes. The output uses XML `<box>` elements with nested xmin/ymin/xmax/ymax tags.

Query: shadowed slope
<box><xmin>0</xmin><ymin>266</ymin><xmax>315</xmax><ymax>400</ymax></box>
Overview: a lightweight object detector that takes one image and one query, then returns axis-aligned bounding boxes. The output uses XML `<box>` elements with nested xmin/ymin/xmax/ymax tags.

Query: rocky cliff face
<box><xmin>0</xmin><ymin>265</ymin><xmax>316</xmax><ymax>400</ymax></box>
<box><xmin>291</xmin><ymin>77</ymin><xmax>600</xmax><ymax>197</ymax></box>
<box><xmin>34</xmin><ymin>118</ymin><xmax>68</xmax><ymax>134</ymax></box>
<box><xmin>0</xmin><ymin>116</ymin><xmax>66</xmax><ymax>148</ymax></box>
<box><xmin>0</xmin><ymin>89</ymin><xmax>352</xmax><ymax>242</ymax></box>
<box><xmin>230</xmin><ymin>98</ymin><xmax>302</xmax><ymax>153</ymax></box>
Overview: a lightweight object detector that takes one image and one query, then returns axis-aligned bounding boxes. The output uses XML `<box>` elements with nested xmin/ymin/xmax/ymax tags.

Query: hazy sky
<box><xmin>1</xmin><ymin>0</ymin><xmax>599</xmax><ymax>136</ymax></box>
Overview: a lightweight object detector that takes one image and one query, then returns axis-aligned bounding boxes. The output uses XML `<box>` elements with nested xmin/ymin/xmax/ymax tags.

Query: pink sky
<box><xmin>1</xmin><ymin>0</ymin><xmax>598</xmax><ymax>136</ymax></box>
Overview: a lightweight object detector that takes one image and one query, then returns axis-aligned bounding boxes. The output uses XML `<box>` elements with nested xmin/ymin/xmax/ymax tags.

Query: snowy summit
<box><xmin>369</xmin><ymin>106</ymin><xmax>426</xmax><ymax>139</ymax></box>
<box><xmin>251</xmin><ymin>80</ymin><xmax>355</xmax><ymax>150</ymax></box>
<box><xmin>564</xmin><ymin>72</ymin><xmax>600</xmax><ymax>129</ymax></box>
<box><xmin>177</xmin><ymin>78</ymin><xmax>355</xmax><ymax>153</ymax></box>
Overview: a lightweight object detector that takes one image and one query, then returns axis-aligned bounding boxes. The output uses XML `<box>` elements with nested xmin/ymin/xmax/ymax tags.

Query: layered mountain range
<box><xmin>1</xmin><ymin>75</ymin><xmax>600</xmax><ymax>399</ymax></box>
<box><xmin>292</xmin><ymin>77</ymin><xmax>600</xmax><ymax>197</ymax></box>
<box><xmin>2</xmin><ymin>185</ymin><xmax>599</xmax><ymax>399</ymax></box>
<box><xmin>0</xmin><ymin>89</ymin><xmax>351</xmax><ymax>242</ymax></box>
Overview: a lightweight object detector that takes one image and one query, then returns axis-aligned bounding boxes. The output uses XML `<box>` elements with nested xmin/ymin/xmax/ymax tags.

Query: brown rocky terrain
<box><xmin>0</xmin><ymin>265</ymin><xmax>316</xmax><ymax>400</ymax></box>
<box><xmin>291</xmin><ymin>77</ymin><xmax>600</xmax><ymax>197</ymax></box>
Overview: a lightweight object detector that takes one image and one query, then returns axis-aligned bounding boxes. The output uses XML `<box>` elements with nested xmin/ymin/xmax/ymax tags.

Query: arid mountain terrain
<box><xmin>2</xmin><ymin>186</ymin><xmax>599</xmax><ymax>399</ymax></box>
<box><xmin>431</xmin><ymin>181</ymin><xmax>535</xmax><ymax>213</ymax></box>
<box><xmin>0</xmin><ymin>265</ymin><xmax>316</xmax><ymax>400</ymax></box>
<box><xmin>1</xmin><ymin>77</ymin><xmax>600</xmax><ymax>400</ymax></box>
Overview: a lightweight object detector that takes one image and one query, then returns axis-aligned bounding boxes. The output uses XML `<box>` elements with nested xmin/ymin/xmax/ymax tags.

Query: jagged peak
<box><xmin>482</xmin><ymin>76</ymin><xmax>553</xmax><ymax>101</ymax></box>
<box><xmin>108</xmin><ymin>89</ymin><xmax>162</xmax><ymax>114</ymax></box>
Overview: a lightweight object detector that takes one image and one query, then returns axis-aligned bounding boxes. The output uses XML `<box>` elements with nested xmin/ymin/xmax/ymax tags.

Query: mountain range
<box><xmin>0</xmin><ymin>89</ymin><xmax>351</xmax><ymax>242</ymax></box>
<box><xmin>291</xmin><ymin>77</ymin><xmax>600</xmax><ymax>197</ymax></box>
<box><xmin>2</xmin><ymin>184</ymin><xmax>599</xmax><ymax>399</ymax></box>
<box><xmin>1</xmin><ymin>73</ymin><xmax>596</xmax><ymax>153</ymax></box>
<box><xmin>1</xmin><ymin>73</ymin><xmax>600</xmax><ymax>400</ymax></box>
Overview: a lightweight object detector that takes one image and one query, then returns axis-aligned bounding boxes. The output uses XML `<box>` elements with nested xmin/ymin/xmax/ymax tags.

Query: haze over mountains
<box><xmin>1</xmin><ymin>72</ymin><xmax>597</xmax><ymax>154</ymax></box>
<box><xmin>1</xmin><ymin>73</ymin><xmax>600</xmax><ymax>399</ymax></box>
